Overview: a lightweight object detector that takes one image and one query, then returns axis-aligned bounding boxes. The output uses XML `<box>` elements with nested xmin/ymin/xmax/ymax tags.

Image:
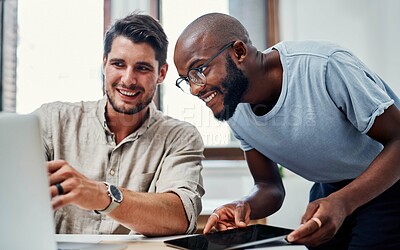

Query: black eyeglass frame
<box><xmin>175</xmin><ymin>41</ymin><xmax>235</xmax><ymax>93</ymax></box>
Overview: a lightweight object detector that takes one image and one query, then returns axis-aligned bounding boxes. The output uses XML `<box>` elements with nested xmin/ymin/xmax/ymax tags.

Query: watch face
<box><xmin>110</xmin><ymin>185</ymin><xmax>123</xmax><ymax>202</ymax></box>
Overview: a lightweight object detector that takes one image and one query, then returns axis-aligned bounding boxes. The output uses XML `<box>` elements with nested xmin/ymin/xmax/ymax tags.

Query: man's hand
<box><xmin>203</xmin><ymin>200</ymin><xmax>251</xmax><ymax>234</ymax></box>
<box><xmin>47</xmin><ymin>160</ymin><xmax>110</xmax><ymax>211</ymax></box>
<box><xmin>287</xmin><ymin>195</ymin><xmax>348</xmax><ymax>247</ymax></box>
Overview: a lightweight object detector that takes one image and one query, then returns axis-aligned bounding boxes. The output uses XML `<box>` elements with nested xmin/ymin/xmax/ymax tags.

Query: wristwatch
<box><xmin>94</xmin><ymin>182</ymin><xmax>123</xmax><ymax>214</ymax></box>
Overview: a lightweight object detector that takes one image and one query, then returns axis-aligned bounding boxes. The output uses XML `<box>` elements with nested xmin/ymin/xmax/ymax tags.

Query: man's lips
<box><xmin>117</xmin><ymin>88</ymin><xmax>141</xmax><ymax>97</ymax></box>
<box><xmin>200</xmin><ymin>91</ymin><xmax>217</xmax><ymax>103</ymax></box>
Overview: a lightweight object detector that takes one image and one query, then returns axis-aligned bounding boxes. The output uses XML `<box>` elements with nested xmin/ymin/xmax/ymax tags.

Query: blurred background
<box><xmin>1</xmin><ymin>0</ymin><xmax>399</xmax><ymax>229</ymax></box>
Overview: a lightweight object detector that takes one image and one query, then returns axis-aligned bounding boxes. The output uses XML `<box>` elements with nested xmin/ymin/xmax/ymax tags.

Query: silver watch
<box><xmin>95</xmin><ymin>182</ymin><xmax>123</xmax><ymax>214</ymax></box>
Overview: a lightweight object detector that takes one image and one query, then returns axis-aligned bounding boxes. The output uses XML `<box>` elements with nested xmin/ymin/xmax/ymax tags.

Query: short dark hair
<box><xmin>104</xmin><ymin>13</ymin><xmax>168</xmax><ymax>69</ymax></box>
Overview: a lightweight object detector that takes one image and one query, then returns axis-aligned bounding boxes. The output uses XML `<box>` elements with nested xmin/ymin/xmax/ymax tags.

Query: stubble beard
<box><xmin>106</xmin><ymin>84</ymin><xmax>153</xmax><ymax>115</ymax></box>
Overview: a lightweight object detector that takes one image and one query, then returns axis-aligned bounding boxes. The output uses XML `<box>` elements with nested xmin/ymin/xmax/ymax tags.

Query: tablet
<box><xmin>164</xmin><ymin>224</ymin><xmax>293</xmax><ymax>250</ymax></box>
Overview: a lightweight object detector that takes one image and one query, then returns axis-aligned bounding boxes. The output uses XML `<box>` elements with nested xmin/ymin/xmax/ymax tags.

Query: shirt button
<box><xmin>110</xmin><ymin>169</ymin><xmax>115</xmax><ymax>176</ymax></box>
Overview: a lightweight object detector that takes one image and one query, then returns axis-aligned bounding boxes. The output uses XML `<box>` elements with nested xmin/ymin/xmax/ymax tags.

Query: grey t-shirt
<box><xmin>228</xmin><ymin>41</ymin><xmax>399</xmax><ymax>183</ymax></box>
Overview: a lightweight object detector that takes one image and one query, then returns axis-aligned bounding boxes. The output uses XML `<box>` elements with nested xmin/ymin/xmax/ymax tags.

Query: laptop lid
<box><xmin>0</xmin><ymin>112</ymin><xmax>57</xmax><ymax>250</ymax></box>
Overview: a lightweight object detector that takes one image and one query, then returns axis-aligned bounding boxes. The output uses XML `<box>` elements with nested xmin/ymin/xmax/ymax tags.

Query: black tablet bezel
<box><xmin>164</xmin><ymin>224</ymin><xmax>293</xmax><ymax>250</ymax></box>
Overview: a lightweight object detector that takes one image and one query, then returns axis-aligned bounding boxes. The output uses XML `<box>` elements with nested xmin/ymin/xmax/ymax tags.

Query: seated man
<box><xmin>35</xmin><ymin>13</ymin><xmax>204</xmax><ymax>236</ymax></box>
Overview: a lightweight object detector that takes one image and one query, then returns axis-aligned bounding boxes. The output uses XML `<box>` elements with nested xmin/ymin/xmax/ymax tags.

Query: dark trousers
<box><xmin>308</xmin><ymin>179</ymin><xmax>400</xmax><ymax>250</ymax></box>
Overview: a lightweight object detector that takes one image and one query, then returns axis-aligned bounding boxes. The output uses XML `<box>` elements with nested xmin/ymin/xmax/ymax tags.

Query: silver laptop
<box><xmin>0</xmin><ymin>112</ymin><xmax>57</xmax><ymax>250</ymax></box>
<box><xmin>0</xmin><ymin>112</ymin><xmax>128</xmax><ymax>250</ymax></box>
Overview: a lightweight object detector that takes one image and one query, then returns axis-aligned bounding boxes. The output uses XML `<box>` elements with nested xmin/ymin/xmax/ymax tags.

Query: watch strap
<box><xmin>94</xmin><ymin>182</ymin><xmax>122</xmax><ymax>214</ymax></box>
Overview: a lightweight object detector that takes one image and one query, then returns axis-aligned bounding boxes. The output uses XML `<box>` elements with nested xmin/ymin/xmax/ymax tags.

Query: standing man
<box><xmin>173</xmin><ymin>13</ymin><xmax>400</xmax><ymax>249</ymax></box>
<box><xmin>36</xmin><ymin>13</ymin><xmax>204</xmax><ymax>236</ymax></box>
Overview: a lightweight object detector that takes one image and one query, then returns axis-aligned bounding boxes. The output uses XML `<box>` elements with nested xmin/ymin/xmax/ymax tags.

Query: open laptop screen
<box><xmin>0</xmin><ymin>113</ymin><xmax>57</xmax><ymax>250</ymax></box>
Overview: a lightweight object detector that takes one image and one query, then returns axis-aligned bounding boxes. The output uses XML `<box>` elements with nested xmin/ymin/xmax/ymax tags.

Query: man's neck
<box><xmin>105</xmin><ymin>103</ymin><xmax>149</xmax><ymax>144</ymax></box>
<box><xmin>246</xmin><ymin>49</ymin><xmax>283</xmax><ymax>110</ymax></box>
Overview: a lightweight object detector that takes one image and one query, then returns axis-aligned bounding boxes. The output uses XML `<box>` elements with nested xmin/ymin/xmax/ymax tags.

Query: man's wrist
<box><xmin>94</xmin><ymin>182</ymin><xmax>123</xmax><ymax>214</ymax></box>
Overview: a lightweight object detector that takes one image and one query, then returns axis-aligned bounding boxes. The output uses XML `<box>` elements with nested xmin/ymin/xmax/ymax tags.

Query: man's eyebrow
<box><xmin>178</xmin><ymin>59</ymin><xmax>202</xmax><ymax>78</ymax></box>
<box><xmin>109</xmin><ymin>58</ymin><xmax>124</xmax><ymax>63</ymax></box>
<box><xmin>136</xmin><ymin>61</ymin><xmax>155</xmax><ymax>70</ymax></box>
<box><xmin>108</xmin><ymin>58</ymin><xmax>155</xmax><ymax>69</ymax></box>
<box><xmin>188</xmin><ymin>59</ymin><xmax>202</xmax><ymax>70</ymax></box>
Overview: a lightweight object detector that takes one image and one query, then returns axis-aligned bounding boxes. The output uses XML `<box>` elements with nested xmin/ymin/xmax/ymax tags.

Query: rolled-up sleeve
<box><xmin>325</xmin><ymin>51</ymin><xmax>394</xmax><ymax>134</ymax></box>
<box><xmin>155</xmin><ymin>123</ymin><xmax>205</xmax><ymax>233</ymax></box>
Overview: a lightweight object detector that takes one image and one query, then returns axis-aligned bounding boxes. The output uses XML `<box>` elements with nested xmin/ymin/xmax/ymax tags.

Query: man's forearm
<box><xmin>244</xmin><ymin>182</ymin><xmax>285</xmax><ymax>219</ymax></box>
<box><xmin>109</xmin><ymin>190</ymin><xmax>189</xmax><ymax>236</ymax></box>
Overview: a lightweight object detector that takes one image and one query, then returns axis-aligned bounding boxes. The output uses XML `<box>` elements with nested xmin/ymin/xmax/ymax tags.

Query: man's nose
<box><xmin>190</xmin><ymin>82</ymin><xmax>206</xmax><ymax>96</ymax></box>
<box><xmin>122</xmin><ymin>69</ymin><xmax>136</xmax><ymax>85</ymax></box>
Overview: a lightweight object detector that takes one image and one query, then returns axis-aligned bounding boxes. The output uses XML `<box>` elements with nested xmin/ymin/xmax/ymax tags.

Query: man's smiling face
<box><xmin>174</xmin><ymin>39</ymin><xmax>249</xmax><ymax>121</ymax></box>
<box><xmin>104</xmin><ymin>35</ymin><xmax>162</xmax><ymax>115</ymax></box>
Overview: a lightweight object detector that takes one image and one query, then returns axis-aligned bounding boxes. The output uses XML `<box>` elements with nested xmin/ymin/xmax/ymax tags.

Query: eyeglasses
<box><xmin>176</xmin><ymin>41</ymin><xmax>235</xmax><ymax>94</ymax></box>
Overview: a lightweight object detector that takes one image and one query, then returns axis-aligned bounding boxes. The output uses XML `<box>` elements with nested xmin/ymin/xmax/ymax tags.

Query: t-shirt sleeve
<box><xmin>325</xmin><ymin>50</ymin><xmax>394</xmax><ymax>134</ymax></box>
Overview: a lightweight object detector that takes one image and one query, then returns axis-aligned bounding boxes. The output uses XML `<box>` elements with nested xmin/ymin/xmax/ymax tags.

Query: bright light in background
<box><xmin>161</xmin><ymin>0</ymin><xmax>239</xmax><ymax>147</ymax></box>
<box><xmin>16</xmin><ymin>0</ymin><xmax>104</xmax><ymax>114</ymax></box>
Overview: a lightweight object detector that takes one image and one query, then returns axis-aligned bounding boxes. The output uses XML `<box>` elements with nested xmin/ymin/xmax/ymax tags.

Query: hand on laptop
<box><xmin>47</xmin><ymin>160</ymin><xmax>111</xmax><ymax>211</ymax></box>
<box><xmin>203</xmin><ymin>200</ymin><xmax>251</xmax><ymax>234</ymax></box>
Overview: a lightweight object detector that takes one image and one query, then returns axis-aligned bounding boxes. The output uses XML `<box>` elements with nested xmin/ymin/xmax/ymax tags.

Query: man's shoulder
<box><xmin>274</xmin><ymin>40</ymin><xmax>348</xmax><ymax>58</ymax></box>
<box><xmin>153</xmin><ymin>110</ymin><xmax>201</xmax><ymax>135</ymax></box>
<box><xmin>36</xmin><ymin>100</ymin><xmax>101</xmax><ymax>120</ymax></box>
<box><xmin>39</xmin><ymin>100</ymin><xmax>99</xmax><ymax>112</ymax></box>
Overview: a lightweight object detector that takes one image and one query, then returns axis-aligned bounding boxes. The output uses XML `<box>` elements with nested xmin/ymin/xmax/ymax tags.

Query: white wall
<box><xmin>279</xmin><ymin>0</ymin><xmax>400</xmax><ymax>95</ymax></box>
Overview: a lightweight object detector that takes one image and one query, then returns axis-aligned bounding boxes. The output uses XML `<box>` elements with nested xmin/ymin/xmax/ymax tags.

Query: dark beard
<box><xmin>214</xmin><ymin>55</ymin><xmax>249</xmax><ymax>121</ymax></box>
<box><xmin>106</xmin><ymin>91</ymin><xmax>152</xmax><ymax>115</ymax></box>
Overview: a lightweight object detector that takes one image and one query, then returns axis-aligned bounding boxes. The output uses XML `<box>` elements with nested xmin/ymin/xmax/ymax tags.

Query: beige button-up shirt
<box><xmin>35</xmin><ymin>97</ymin><xmax>204</xmax><ymax>234</ymax></box>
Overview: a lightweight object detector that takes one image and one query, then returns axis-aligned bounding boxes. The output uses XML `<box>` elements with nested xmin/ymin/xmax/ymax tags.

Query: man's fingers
<box><xmin>47</xmin><ymin>160</ymin><xmax>67</xmax><ymax>173</ymax></box>
<box><xmin>50</xmin><ymin>179</ymin><xmax>75</xmax><ymax>198</ymax></box>
<box><xmin>301</xmin><ymin>202</ymin><xmax>320</xmax><ymax>224</ymax></box>
<box><xmin>215</xmin><ymin>222</ymin><xmax>230</xmax><ymax>231</ymax></box>
<box><xmin>51</xmin><ymin>192</ymin><xmax>74</xmax><ymax>210</ymax></box>
<box><xmin>203</xmin><ymin>212</ymin><xmax>219</xmax><ymax>234</ymax></box>
<box><xmin>287</xmin><ymin>218</ymin><xmax>321</xmax><ymax>242</ymax></box>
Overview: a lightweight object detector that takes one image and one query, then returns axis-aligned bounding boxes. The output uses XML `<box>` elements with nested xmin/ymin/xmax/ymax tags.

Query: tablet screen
<box><xmin>164</xmin><ymin>224</ymin><xmax>293</xmax><ymax>250</ymax></box>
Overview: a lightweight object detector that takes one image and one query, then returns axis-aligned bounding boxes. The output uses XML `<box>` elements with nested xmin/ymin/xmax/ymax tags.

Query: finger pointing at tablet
<box><xmin>203</xmin><ymin>201</ymin><xmax>251</xmax><ymax>234</ymax></box>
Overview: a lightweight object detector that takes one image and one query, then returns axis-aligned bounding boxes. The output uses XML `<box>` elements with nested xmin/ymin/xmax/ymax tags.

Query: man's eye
<box><xmin>189</xmin><ymin>76</ymin><xmax>198</xmax><ymax>83</ymax></box>
<box><xmin>112</xmin><ymin>62</ymin><xmax>124</xmax><ymax>67</ymax></box>
<box><xmin>137</xmin><ymin>66</ymin><xmax>150</xmax><ymax>71</ymax></box>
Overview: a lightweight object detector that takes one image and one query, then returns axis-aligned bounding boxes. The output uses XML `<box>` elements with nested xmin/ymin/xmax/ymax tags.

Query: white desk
<box><xmin>56</xmin><ymin>234</ymin><xmax>307</xmax><ymax>249</ymax></box>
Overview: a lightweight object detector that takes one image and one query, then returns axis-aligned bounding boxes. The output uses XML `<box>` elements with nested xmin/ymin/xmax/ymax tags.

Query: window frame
<box><xmin>0</xmin><ymin>0</ymin><xmax>18</xmax><ymax>112</ymax></box>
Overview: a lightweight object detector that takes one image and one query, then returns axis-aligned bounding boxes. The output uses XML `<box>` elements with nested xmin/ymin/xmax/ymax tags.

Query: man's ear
<box><xmin>157</xmin><ymin>63</ymin><xmax>169</xmax><ymax>85</ymax></box>
<box><xmin>232</xmin><ymin>41</ymin><xmax>247</xmax><ymax>62</ymax></box>
<box><xmin>102</xmin><ymin>56</ymin><xmax>107</xmax><ymax>74</ymax></box>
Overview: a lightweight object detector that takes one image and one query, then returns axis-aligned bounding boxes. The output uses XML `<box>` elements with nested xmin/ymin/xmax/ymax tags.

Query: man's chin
<box><xmin>213</xmin><ymin>107</ymin><xmax>236</xmax><ymax>121</ymax></box>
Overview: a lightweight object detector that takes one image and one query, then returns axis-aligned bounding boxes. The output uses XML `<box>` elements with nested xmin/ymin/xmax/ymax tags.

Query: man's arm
<box><xmin>108</xmin><ymin>190</ymin><xmax>188</xmax><ymax>236</ymax></box>
<box><xmin>203</xmin><ymin>148</ymin><xmax>285</xmax><ymax>233</ymax></box>
<box><xmin>48</xmin><ymin>159</ymin><xmax>199</xmax><ymax>236</ymax></box>
<box><xmin>48</xmin><ymin>123</ymin><xmax>204</xmax><ymax>236</ymax></box>
<box><xmin>288</xmin><ymin>104</ymin><xmax>400</xmax><ymax>246</ymax></box>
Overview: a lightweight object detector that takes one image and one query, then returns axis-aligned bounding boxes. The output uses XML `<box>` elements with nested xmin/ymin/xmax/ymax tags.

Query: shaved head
<box><xmin>174</xmin><ymin>13</ymin><xmax>255</xmax><ymax>121</ymax></box>
<box><xmin>178</xmin><ymin>13</ymin><xmax>251</xmax><ymax>47</ymax></box>
<box><xmin>174</xmin><ymin>13</ymin><xmax>253</xmax><ymax>77</ymax></box>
